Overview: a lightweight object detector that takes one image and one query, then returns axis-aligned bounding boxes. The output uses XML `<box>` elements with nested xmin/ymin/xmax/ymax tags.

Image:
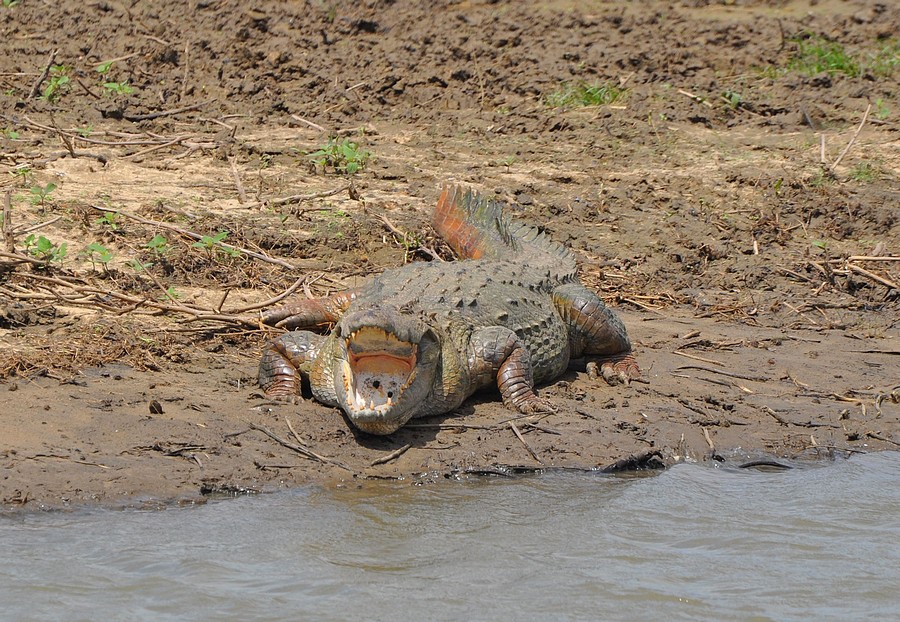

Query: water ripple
<box><xmin>2</xmin><ymin>452</ymin><xmax>898</xmax><ymax>621</ymax></box>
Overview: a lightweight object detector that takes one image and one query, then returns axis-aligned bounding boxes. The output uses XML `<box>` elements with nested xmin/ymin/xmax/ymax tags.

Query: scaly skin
<box><xmin>258</xmin><ymin>185</ymin><xmax>640</xmax><ymax>434</ymax></box>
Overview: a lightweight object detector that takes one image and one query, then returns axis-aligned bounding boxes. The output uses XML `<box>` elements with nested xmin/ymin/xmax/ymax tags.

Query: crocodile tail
<box><xmin>433</xmin><ymin>185</ymin><xmax>576</xmax><ymax>275</ymax></box>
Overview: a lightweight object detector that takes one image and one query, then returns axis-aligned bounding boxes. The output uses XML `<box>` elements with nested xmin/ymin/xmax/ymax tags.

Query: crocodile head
<box><xmin>331</xmin><ymin>307</ymin><xmax>441</xmax><ymax>435</ymax></box>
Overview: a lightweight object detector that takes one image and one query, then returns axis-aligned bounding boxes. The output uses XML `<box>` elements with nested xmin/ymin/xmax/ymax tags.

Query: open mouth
<box><xmin>340</xmin><ymin>327</ymin><xmax>417</xmax><ymax>415</ymax></box>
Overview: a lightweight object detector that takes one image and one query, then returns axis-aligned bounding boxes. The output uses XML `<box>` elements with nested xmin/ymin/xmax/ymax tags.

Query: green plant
<box><xmin>76</xmin><ymin>125</ymin><xmax>94</xmax><ymax>137</ymax></box>
<box><xmin>874</xmin><ymin>98</ymin><xmax>890</xmax><ymax>120</ymax></box>
<box><xmin>128</xmin><ymin>258</ymin><xmax>153</xmax><ymax>272</ymax></box>
<box><xmin>192</xmin><ymin>231</ymin><xmax>240</xmax><ymax>258</ymax></box>
<box><xmin>811</xmin><ymin>239</ymin><xmax>828</xmax><ymax>251</ymax></box>
<box><xmin>498</xmin><ymin>155</ymin><xmax>516</xmax><ymax>172</ymax></box>
<box><xmin>1</xmin><ymin>127</ymin><xmax>19</xmax><ymax>139</ymax></box>
<box><xmin>160</xmin><ymin>286</ymin><xmax>181</xmax><ymax>301</ymax></box>
<box><xmin>146</xmin><ymin>234</ymin><xmax>170</xmax><ymax>255</ymax></box>
<box><xmin>308</xmin><ymin>138</ymin><xmax>370</xmax><ymax>174</ymax></box>
<box><xmin>314</xmin><ymin>209</ymin><xmax>349</xmax><ymax>239</ymax></box>
<box><xmin>24</xmin><ymin>234</ymin><xmax>67</xmax><ymax>263</ymax></box>
<box><xmin>81</xmin><ymin>242</ymin><xmax>113</xmax><ymax>270</ymax></box>
<box><xmin>10</xmin><ymin>166</ymin><xmax>32</xmax><ymax>183</ymax></box>
<box><xmin>808</xmin><ymin>169</ymin><xmax>835</xmax><ymax>188</ymax></box>
<box><xmin>848</xmin><ymin>162</ymin><xmax>877</xmax><ymax>182</ymax></box>
<box><xmin>2</xmin><ymin>0</ymin><xmax>20</xmax><ymax>8</ymax></box>
<box><xmin>95</xmin><ymin>60</ymin><xmax>114</xmax><ymax>74</ymax></box>
<box><xmin>41</xmin><ymin>65</ymin><xmax>71</xmax><ymax>103</ymax></box>
<box><xmin>101</xmin><ymin>80</ymin><xmax>135</xmax><ymax>96</ymax></box>
<box><xmin>722</xmin><ymin>90</ymin><xmax>744</xmax><ymax>109</ymax></box>
<box><xmin>95</xmin><ymin>211</ymin><xmax>121</xmax><ymax>228</ymax></box>
<box><xmin>545</xmin><ymin>81</ymin><xmax>624</xmax><ymax>108</ymax></box>
<box><xmin>789</xmin><ymin>35</ymin><xmax>859</xmax><ymax>77</ymax></box>
<box><xmin>29</xmin><ymin>182</ymin><xmax>56</xmax><ymax>207</ymax></box>
<box><xmin>867</xmin><ymin>40</ymin><xmax>899</xmax><ymax>76</ymax></box>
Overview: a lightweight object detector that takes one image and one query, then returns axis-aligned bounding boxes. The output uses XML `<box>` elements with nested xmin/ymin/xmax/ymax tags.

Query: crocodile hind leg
<box><xmin>259</xmin><ymin>331</ymin><xmax>327</xmax><ymax>399</ymax></box>
<box><xmin>553</xmin><ymin>283</ymin><xmax>641</xmax><ymax>384</ymax></box>
<box><xmin>260</xmin><ymin>289</ymin><xmax>359</xmax><ymax>330</ymax></box>
<box><xmin>468</xmin><ymin>326</ymin><xmax>557</xmax><ymax>414</ymax></box>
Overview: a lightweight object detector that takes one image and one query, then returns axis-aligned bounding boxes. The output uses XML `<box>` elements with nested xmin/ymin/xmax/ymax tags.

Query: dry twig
<box><xmin>88</xmin><ymin>204</ymin><xmax>295</xmax><ymax>270</ymax></box>
<box><xmin>829</xmin><ymin>103</ymin><xmax>872</xmax><ymax>173</ymax></box>
<box><xmin>239</xmin><ymin>184</ymin><xmax>351</xmax><ymax>211</ymax></box>
<box><xmin>675</xmin><ymin>365</ymin><xmax>767</xmax><ymax>382</ymax></box>
<box><xmin>2</xmin><ymin>191</ymin><xmax>13</xmax><ymax>252</ymax></box>
<box><xmin>124</xmin><ymin>99</ymin><xmax>215</xmax><ymax>122</ymax></box>
<box><xmin>27</xmin><ymin>48</ymin><xmax>58</xmax><ymax>99</ymax></box>
<box><xmin>509</xmin><ymin>421</ymin><xmax>543</xmax><ymax>464</ymax></box>
<box><xmin>369</xmin><ymin>444</ymin><xmax>412</xmax><ymax>466</ymax></box>
<box><xmin>249</xmin><ymin>421</ymin><xmax>354</xmax><ymax>471</ymax></box>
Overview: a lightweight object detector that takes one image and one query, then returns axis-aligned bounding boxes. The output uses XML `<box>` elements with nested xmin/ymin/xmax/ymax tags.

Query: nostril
<box><xmin>387</xmin><ymin>391</ymin><xmax>393</xmax><ymax>398</ymax></box>
<box><xmin>373</xmin><ymin>380</ymin><xmax>380</xmax><ymax>389</ymax></box>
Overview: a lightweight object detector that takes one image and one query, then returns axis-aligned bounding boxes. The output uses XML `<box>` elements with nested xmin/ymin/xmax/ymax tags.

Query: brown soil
<box><xmin>1</xmin><ymin>0</ymin><xmax>898</xmax><ymax>510</ymax></box>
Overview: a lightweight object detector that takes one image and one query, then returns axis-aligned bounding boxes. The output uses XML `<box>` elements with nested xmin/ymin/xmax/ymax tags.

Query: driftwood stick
<box><xmin>290</xmin><ymin>114</ymin><xmax>328</xmax><ymax>132</ymax></box>
<box><xmin>838</xmin><ymin>256</ymin><xmax>900</xmax><ymax>263</ymax></box>
<box><xmin>178</xmin><ymin>313</ymin><xmax>258</xmax><ymax>327</ymax></box>
<box><xmin>702</xmin><ymin>427</ymin><xmax>715</xmax><ymax>450</ymax></box>
<box><xmin>675</xmin><ymin>365</ymin><xmax>768</xmax><ymax>382</ymax></box>
<box><xmin>762</xmin><ymin>406</ymin><xmax>792</xmax><ymax>426</ymax></box>
<box><xmin>88</xmin><ymin>204</ymin><xmax>296</xmax><ymax>270</ymax></box>
<box><xmin>228</xmin><ymin>156</ymin><xmax>248</xmax><ymax>204</ymax></box>
<box><xmin>830</xmin><ymin>103</ymin><xmax>872</xmax><ymax>172</ymax></box>
<box><xmin>378</xmin><ymin>213</ymin><xmax>443</xmax><ymax>262</ymax></box>
<box><xmin>15</xmin><ymin>272</ymin><xmax>226</xmax><ymax>319</ymax></box>
<box><xmin>122</xmin><ymin>134</ymin><xmax>194</xmax><ymax>159</ymax></box>
<box><xmin>509</xmin><ymin>421</ymin><xmax>543</xmax><ymax>464</ymax></box>
<box><xmin>249</xmin><ymin>421</ymin><xmax>354</xmax><ymax>471</ymax></box>
<box><xmin>846</xmin><ymin>264</ymin><xmax>898</xmax><ymax>290</ymax></box>
<box><xmin>369</xmin><ymin>443</ymin><xmax>411</xmax><ymax>466</ymax></box>
<box><xmin>678</xmin><ymin>88</ymin><xmax>714</xmax><ymax>108</ymax></box>
<box><xmin>2</xmin><ymin>192</ymin><xmax>13</xmax><ymax>252</ymax></box>
<box><xmin>240</xmin><ymin>184</ymin><xmax>351</xmax><ymax>211</ymax></box>
<box><xmin>13</xmin><ymin>216</ymin><xmax>63</xmax><ymax>236</ymax></box>
<box><xmin>28</xmin><ymin>48</ymin><xmax>59</xmax><ymax>99</ymax></box>
<box><xmin>672</xmin><ymin>350</ymin><xmax>725</xmax><ymax>366</ymax></box>
<box><xmin>124</xmin><ymin>98</ymin><xmax>215</xmax><ymax>122</ymax></box>
<box><xmin>403</xmin><ymin>423</ymin><xmax>496</xmax><ymax>430</ymax></box>
<box><xmin>867</xmin><ymin>431</ymin><xmax>900</xmax><ymax>447</ymax></box>
<box><xmin>0</xmin><ymin>250</ymin><xmax>45</xmax><ymax>265</ymax></box>
<box><xmin>228</xmin><ymin>276</ymin><xmax>309</xmax><ymax>314</ymax></box>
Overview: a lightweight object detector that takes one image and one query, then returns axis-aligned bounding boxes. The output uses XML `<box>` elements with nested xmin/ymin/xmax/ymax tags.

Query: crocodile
<box><xmin>258</xmin><ymin>185</ymin><xmax>639</xmax><ymax>435</ymax></box>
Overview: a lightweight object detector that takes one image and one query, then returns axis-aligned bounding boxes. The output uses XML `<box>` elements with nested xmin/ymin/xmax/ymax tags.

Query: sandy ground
<box><xmin>1</xmin><ymin>0</ymin><xmax>898</xmax><ymax>509</ymax></box>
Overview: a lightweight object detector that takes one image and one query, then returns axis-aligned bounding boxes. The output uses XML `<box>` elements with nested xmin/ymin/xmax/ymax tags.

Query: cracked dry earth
<box><xmin>0</xmin><ymin>0</ymin><xmax>898</xmax><ymax>509</ymax></box>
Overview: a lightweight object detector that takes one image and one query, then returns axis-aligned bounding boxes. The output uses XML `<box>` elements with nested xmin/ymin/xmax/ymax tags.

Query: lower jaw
<box><xmin>347</xmin><ymin>412</ymin><xmax>410</xmax><ymax>435</ymax></box>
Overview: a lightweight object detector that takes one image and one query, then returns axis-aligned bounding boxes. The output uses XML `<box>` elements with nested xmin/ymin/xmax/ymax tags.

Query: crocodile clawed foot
<box><xmin>273</xmin><ymin>394</ymin><xmax>302</xmax><ymax>405</ymax></box>
<box><xmin>587</xmin><ymin>353</ymin><xmax>641</xmax><ymax>386</ymax></box>
<box><xmin>513</xmin><ymin>395</ymin><xmax>558</xmax><ymax>415</ymax></box>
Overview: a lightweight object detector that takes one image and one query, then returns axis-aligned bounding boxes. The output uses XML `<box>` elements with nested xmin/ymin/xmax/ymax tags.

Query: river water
<box><xmin>2</xmin><ymin>452</ymin><xmax>898</xmax><ymax>621</ymax></box>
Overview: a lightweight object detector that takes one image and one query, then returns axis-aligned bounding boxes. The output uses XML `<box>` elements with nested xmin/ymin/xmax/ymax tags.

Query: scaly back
<box><xmin>433</xmin><ymin>185</ymin><xmax>577</xmax><ymax>283</ymax></box>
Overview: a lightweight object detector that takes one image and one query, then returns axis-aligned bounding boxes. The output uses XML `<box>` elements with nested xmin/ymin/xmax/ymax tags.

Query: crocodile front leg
<box><xmin>553</xmin><ymin>283</ymin><xmax>641</xmax><ymax>384</ymax></box>
<box><xmin>261</xmin><ymin>289</ymin><xmax>359</xmax><ymax>330</ymax></box>
<box><xmin>468</xmin><ymin>326</ymin><xmax>556</xmax><ymax>414</ymax></box>
<box><xmin>259</xmin><ymin>331</ymin><xmax>327</xmax><ymax>400</ymax></box>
